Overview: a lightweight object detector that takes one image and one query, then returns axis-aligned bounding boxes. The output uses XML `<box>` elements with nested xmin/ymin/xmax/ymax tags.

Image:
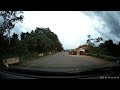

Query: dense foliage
<box><xmin>98</xmin><ymin>40</ymin><xmax>120</xmax><ymax>57</ymax></box>
<box><xmin>86</xmin><ymin>35</ymin><xmax>120</xmax><ymax>57</ymax></box>
<box><xmin>0</xmin><ymin>27</ymin><xmax>63</xmax><ymax>60</ymax></box>
<box><xmin>0</xmin><ymin>11</ymin><xmax>24</xmax><ymax>45</ymax></box>
<box><xmin>0</xmin><ymin>11</ymin><xmax>63</xmax><ymax>61</ymax></box>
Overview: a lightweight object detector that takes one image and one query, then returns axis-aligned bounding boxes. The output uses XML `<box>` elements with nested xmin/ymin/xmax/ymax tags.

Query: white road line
<box><xmin>24</xmin><ymin>64</ymin><xmax>36</xmax><ymax>69</ymax></box>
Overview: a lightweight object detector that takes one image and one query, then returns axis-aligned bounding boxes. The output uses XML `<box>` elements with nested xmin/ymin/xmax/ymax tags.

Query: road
<box><xmin>13</xmin><ymin>52</ymin><xmax>113</xmax><ymax>72</ymax></box>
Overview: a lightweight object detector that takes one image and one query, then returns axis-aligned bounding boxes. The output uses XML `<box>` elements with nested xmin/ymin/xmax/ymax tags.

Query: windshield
<box><xmin>0</xmin><ymin>11</ymin><xmax>120</xmax><ymax>79</ymax></box>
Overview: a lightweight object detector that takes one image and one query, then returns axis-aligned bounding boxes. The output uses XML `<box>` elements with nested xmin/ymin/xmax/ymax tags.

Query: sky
<box><xmin>1</xmin><ymin>11</ymin><xmax>120</xmax><ymax>49</ymax></box>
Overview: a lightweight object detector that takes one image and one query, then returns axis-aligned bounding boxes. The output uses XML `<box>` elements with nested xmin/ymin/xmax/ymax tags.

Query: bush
<box><xmin>85</xmin><ymin>53</ymin><xmax>119</xmax><ymax>62</ymax></box>
<box><xmin>91</xmin><ymin>54</ymin><xmax>99</xmax><ymax>57</ymax></box>
<box><xmin>19</xmin><ymin>53</ymin><xmax>39</xmax><ymax>63</ymax></box>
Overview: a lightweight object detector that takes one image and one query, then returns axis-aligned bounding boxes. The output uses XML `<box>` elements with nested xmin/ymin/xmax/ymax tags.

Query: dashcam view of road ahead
<box><xmin>0</xmin><ymin>11</ymin><xmax>120</xmax><ymax>79</ymax></box>
<box><xmin>12</xmin><ymin>52</ymin><xmax>112</xmax><ymax>72</ymax></box>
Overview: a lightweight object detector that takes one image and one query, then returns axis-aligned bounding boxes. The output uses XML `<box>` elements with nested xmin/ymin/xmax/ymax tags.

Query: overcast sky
<box><xmin>2</xmin><ymin>11</ymin><xmax>120</xmax><ymax>49</ymax></box>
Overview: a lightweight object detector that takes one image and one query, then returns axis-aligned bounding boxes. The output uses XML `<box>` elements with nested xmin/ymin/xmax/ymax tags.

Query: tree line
<box><xmin>86</xmin><ymin>35</ymin><xmax>120</xmax><ymax>57</ymax></box>
<box><xmin>0</xmin><ymin>27</ymin><xmax>64</xmax><ymax>60</ymax></box>
<box><xmin>0</xmin><ymin>11</ymin><xmax>63</xmax><ymax>61</ymax></box>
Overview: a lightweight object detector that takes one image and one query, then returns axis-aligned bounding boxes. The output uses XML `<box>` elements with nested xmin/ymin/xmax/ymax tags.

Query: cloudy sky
<box><xmin>2</xmin><ymin>11</ymin><xmax>120</xmax><ymax>49</ymax></box>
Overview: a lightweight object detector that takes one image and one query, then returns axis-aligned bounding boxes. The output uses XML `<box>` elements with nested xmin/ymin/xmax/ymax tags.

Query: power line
<box><xmin>16</xmin><ymin>22</ymin><xmax>31</xmax><ymax>32</ymax></box>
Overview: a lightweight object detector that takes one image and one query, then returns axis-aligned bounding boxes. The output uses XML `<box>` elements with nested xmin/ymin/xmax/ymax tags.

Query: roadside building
<box><xmin>68</xmin><ymin>45</ymin><xmax>92</xmax><ymax>55</ymax></box>
<box><xmin>77</xmin><ymin>45</ymin><xmax>92</xmax><ymax>53</ymax></box>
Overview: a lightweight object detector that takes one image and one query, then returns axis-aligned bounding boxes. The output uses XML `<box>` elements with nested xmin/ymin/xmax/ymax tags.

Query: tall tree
<box><xmin>20</xmin><ymin>32</ymin><xmax>26</xmax><ymax>41</ymax></box>
<box><xmin>12</xmin><ymin>33</ymin><xmax>18</xmax><ymax>40</ymax></box>
<box><xmin>10</xmin><ymin>33</ymin><xmax>19</xmax><ymax>47</ymax></box>
<box><xmin>0</xmin><ymin>11</ymin><xmax>24</xmax><ymax>45</ymax></box>
<box><xmin>86</xmin><ymin>35</ymin><xmax>102</xmax><ymax>47</ymax></box>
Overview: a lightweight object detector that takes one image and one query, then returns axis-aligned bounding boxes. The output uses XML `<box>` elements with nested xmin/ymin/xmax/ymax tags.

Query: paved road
<box><xmin>13</xmin><ymin>52</ymin><xmax>113</xmax><ymax>72</ymax></box>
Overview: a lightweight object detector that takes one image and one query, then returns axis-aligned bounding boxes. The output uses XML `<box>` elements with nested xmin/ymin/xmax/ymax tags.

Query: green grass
<box><xmin>85</xmin><ymin>53</ymin><xmax>120</xmax><ymax>62</ymax></box>
<box><xmin>18</xmin><ymin>51</ymin><xmax>59</xmax><ymax>64</ymax></box>
<box><xmin>19</xmin><ymin>53</ymin><xmax>39</xmax><ymax>64</ymax></box>
<box><xmin>0</xmin><ymin>51</ymin><xmax>61</xmax><ymax>67</ymax></box>
<box><xmin>0</xmin><ymin>53</ymin><xmax>42</xmax><ymax>67</ymax></box>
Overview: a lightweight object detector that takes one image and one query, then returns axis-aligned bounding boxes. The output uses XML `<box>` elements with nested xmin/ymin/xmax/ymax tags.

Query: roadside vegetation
<box><xmin>0</xmin><ymin>11</ymin><xmax>63</xmax><ymax>65</ymax></box>
<box><xmin>85</xmin><ymin>35</ymin><xmax>120</xmax><ymax>62</ymax></box>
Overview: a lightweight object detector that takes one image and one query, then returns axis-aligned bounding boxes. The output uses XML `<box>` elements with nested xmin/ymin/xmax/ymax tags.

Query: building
<box><xmin>76</xmin><ymin>48</ymin><xmax>85</xmax><ymax>55</ymax></box>
<box><xmin>68</xmin><ymin>45</ymin><xmax>92</xmax><ymax>55</ymax></box>
<box><xmin>77</xmin><ymin>45</ymin><xmax>92</xmax><ymax>52</ymax></box>
<box><xmin>69</xmin><ymin>48</ymin><xmax>85</xmax><ymax>55</ymax></box>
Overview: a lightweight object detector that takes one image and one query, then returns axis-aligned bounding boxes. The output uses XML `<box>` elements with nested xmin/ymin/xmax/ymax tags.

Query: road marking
<box><xmin>24</xmin><ymin>64</ymin><xmax>36</xmax><ymax>69</ymax></box>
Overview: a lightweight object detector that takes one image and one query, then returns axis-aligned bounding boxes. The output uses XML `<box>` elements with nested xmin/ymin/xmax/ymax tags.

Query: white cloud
<box><xmin>13</xmin><ymin>11</ymin><xmax>100</xmax><ymax>49</ymax></box>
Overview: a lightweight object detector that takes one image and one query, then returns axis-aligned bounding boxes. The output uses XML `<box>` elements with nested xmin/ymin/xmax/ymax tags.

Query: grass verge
<box><xmin>0</xmin><ymin>51</ymin><xmax>61</xmax><ymax>67</ymax></box>
<box><xmin>17</xmin><ymin>51</ymin><xmax>59</xmax><ymax>65</ymax></box>
<box><xmin>85</xmin><ymin>53</ymin><xmax>120</xmax><ymax>62</ymax></box>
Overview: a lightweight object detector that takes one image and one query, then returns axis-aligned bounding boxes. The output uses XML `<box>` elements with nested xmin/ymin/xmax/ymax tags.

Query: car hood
<box><xmin>0</xmin><ymin>62</ymin><xmax>120</xmax><ymax>79</ymax></box>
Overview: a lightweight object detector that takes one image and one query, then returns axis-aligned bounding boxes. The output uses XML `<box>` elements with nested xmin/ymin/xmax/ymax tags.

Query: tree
<box><xmin>0</xmin><ymin>26</ymin><xmax>64</xmax><ymax>62</ymax></box>
<box><xmin>10</xmin><ymin>33</ymin><xmax>19</xmax><ymax>47</ymax></box>
<box><xmin>23</xmin><ymin>27</ymin><xmax>63</xmax><ymax>53</ymax></box>
<box><xmin>119</xmin><ymin>42</ymin><xmax>120</xmax><ymax>46</ymax></box>
<box><xmin>95</xmin><ymin>37</ymin><xmax>103</xmax><ymax>43</ymax></box>
<box><xmin>0</xmin><ymin>11</ymin><xmax>24</xmax><ymax>45</ymax></box>
<box><xmin>98</xmin><ymin>39</ymin><xmax>120</xmax><ymax>56</ymax></box>
<box><xmin>103</xmin><ymin>40</ymin><xmax>114</xmax><ymax>55</ymax></box>
<box><xmin>86</xmin><ymin>35</ymin><xmax>103</xmax><ymax>47</ymax></box>
<box><xmin>20</xmin><ymin>32</ymin><xmax>26</xmax><ymax>41</ymax></box>
<box><xmin>12</xmin><ymin>33</ymin><xmax>18</xmax><ymax>40</ymax></box>
<box><xmin>86</xmin><ymin>35</ymin><xmax>95</xmax><ymax>47</ymax></box>
<box><xmin>34</xmin><ymin>27</ymin><xmax>63</xmax><ymax>52</ymax></box>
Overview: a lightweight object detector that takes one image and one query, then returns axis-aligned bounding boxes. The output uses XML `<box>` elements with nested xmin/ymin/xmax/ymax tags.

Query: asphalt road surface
<box><xmin>13</xmin><ymin>52</ymin><xmax>113</xmax><ymax>72</ymax></box>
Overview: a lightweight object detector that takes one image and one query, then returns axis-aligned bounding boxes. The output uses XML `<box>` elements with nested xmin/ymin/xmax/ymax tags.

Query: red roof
<box><xmin>76</xmin><ymin>44</ymin><xmax>92</xmax><ymax>51</ymax></box>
